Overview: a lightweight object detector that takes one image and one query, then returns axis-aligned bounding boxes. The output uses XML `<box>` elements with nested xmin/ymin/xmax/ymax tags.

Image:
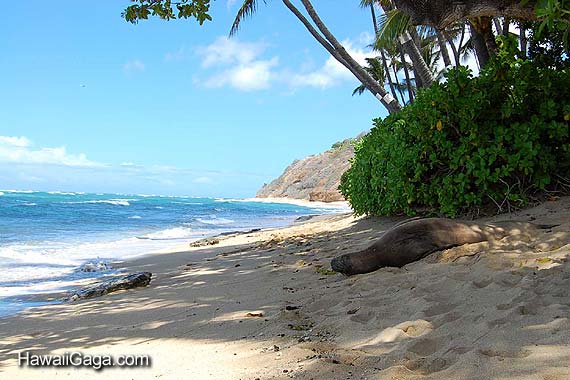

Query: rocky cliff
<box><xmin>256</xmin><ymin>138</ymin><xmax>358</xmax><ymax>202</ymax></box>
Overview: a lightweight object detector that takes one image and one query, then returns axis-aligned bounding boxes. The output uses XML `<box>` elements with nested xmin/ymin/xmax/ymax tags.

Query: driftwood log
<box><xmin>68</xmin><ymin>272</ymin><xmax>152</xmax><ymax>301</ymax></box>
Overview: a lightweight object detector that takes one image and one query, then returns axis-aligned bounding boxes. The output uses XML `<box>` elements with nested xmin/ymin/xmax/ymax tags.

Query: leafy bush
<box><xmin>340</xmin><ymin>36</ymin><xmax>570</xmax><ymax>217</ymax></box>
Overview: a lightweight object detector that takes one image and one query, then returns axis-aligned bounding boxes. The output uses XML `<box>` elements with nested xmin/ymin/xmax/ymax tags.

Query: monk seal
<box><xmin>330</xmin><ymin>218</ymin><xmax>554</xmax><ymax>276</ymax></box>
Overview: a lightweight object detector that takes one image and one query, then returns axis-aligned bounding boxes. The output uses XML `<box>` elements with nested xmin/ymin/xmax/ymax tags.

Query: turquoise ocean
<box><xmin>0</xmin><ymin>190</ymin><xmax>346</xmax><ymax>316</ymax></box>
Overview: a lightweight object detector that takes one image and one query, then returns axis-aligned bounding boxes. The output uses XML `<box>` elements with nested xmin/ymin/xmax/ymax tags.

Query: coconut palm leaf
<box><xmin>376</xmin><ymin>8</ymin><xmax>412</xmax><ymax>44</ymax></box>
<box><xmin>352</xmin><ymin>57</ymin><xmax>386</xmax><ymax>96</ymax></box>
<box><xmin>230</xmin><ymin>0</ymin><xmax>264</xmax><ymax>36</ymax></box>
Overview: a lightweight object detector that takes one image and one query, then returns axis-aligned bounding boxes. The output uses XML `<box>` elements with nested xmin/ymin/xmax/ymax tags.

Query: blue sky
<box><xmin>0</xmin><ymin>1</ymin><xmax>387</xmax><ymax>198</ymax></box>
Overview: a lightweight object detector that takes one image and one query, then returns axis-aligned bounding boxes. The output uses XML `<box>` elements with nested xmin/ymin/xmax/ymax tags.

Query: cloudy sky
<box><xmin>0</xmin><ymin>0</ymin><xmax>388</xmax><ymax>197</ymax></box>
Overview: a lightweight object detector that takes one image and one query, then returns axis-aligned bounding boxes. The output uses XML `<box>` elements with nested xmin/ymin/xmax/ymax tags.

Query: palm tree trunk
<box><xmin>469</xmin><ymin>21</ymin><xmax>491</xmax><ymax>67</ymax></box>
<box><xmin>282</xmin><ymin>0</ymin><xmax>401</xmax><ymax>113</ymax></box>
<box><xmin>399</xmin><ymin>31</ymin><xmax>434</xmax><ymax>87</ymax></box>
<box><xmin>392</xmin><ymin>65</ymin><xmax>406</xmax><ymax>104</ymax></box>
<box><xmin>289</xmin><ymin>0</ymin><xmax>401</xmax><ymax>113</ymax></box>
<box><xmin>503</xmin><ymin>18</ymin><xmax>510</xmax><ymax>35</ymax></box>
<box><xmin>519</xmin><ymin>24</ymin><xmax>527</xmax><ymax>58</ymax></box>
<box><xmin>476</xmin><ymin>17</ymin><xmax>498</xmax><ymax>56</ymax></box>
<box><xmin>399</xmin><ymin>46</ymin><xmax>415</xmax><ymax>103</ymax></box>
<box><xmin>380</xmin><ymin>49</ymin><xmax>400</xmax><ymax>102</ymax></box>
<box><xmin>378</xmin><ymin>2</ymin><xmax>433</xmax><ymax>87</ymax></box>
<box><xmin>458</xmin><ymin>23</ymin><xmax>466</xmax><ymax>59</ymax></box>
<box><xmin>436</xmin><ymin>31</ymin><xmax>452</xmax><ymax>66</ymax></box>
<box><xmin>443</xmin><ymin>30</ymin><xmax>461</xmax><ymax>66</ymax></box>
<box><xmin>493</xmin><ymin>18</ymin><xmax>503</xmax><ymax>34</ymax></box>
<box><xmin>408</xmin><ymin>28</ymin><xmax>425</xmax><ymax>87</ymax></box>
<box><xmin>370</xmin><ymin>4</ymin><xmax>399</xmax><ymax>103</ymax></box>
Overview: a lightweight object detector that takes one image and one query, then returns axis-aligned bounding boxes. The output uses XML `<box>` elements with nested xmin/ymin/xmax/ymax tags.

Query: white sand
<box><xmin>1</xmin><ymin>198</ymin><xmax>570</xmax><ymax>379</ymax></box>
<box><xmin>242</xmin><ymin>196</ymin><xmax>351</xmax><ymax>211</ymax></box>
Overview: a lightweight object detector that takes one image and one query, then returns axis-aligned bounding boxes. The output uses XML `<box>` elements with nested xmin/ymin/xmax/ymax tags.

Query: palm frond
<box><xmin>230</xmin><ymin>0</ymin><xmax>263</xmax><ymax>36</ymax></box>
<box><xmin>376</xmin><ymin>8</ymin><xmax>412</xmax><ymax>46</ymax></box>
<box><xmin>359</xmin><ymin>0</ymin><xmax>375</xmax><ymax>8</ymax></box>
<box><xmin>352</xmin><ymin>84</ymin><xmax>367</xmax><ymax>96</ymax></box>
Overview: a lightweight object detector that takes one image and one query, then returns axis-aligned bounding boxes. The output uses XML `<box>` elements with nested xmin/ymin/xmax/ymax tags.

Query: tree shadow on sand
<box><xmin>0</xmin><ymin>205</ymin><xmax>569</xmax><ymax>379</ymax></box>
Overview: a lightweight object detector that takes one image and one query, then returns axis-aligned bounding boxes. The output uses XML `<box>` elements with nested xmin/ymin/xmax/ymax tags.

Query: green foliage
<box><xmin>123</xmin><ymin>0</ymin><xmax>212</xmax><ymax>25</ymax></box>
<box><xmin>340</xmin><ymin>36</ymin><xmax>570</xmax><ymax>217</ymax></box>
<box><xmin>532</xmin><ymin>0</ymin><xmax>570</xmax><ymax>49</ymax></box>
<box><xmin>331</xmin><ymin>136</ymin><xmax>363</xmax><ymax>150</ymax></box>
<box><xmin>527</xmin><ymin>21</ymin><xmax>570</xmax><ymax>69</ymax></box>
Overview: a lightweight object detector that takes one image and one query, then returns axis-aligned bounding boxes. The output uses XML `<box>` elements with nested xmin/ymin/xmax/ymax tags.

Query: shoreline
<box><xmin>0</xmin><ymin>199</ymin><xmax>350</xmax><ymax>319</ymax></box>
<box><xmin>233</xmin><ymin>196</ymin><xmax>351</xmax><ymax>211</ymax></box>
<box><xmin>1</xmin><ymin>197</ymin><xmax>569</xmax><ymax>379</ymax></box>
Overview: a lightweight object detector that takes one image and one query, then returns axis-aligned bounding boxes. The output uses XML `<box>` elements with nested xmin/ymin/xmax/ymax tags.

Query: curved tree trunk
<box><xmin>392</xmin><ymin>65</ymin><xmax>406</xmax><ymax>104</ymax></box>
<box><xmin>408</xmin><ymin>28</ymin><xmax>425</xmax><ymax>88</ymax></box>
<box><xmin>379</xmin><ymin>2</ymin><xmax>434</xmax><ymax>88</ymax></box>
<box><xmin>400</xmin><ymin>31</ymin><xmax>434</xmax><ymax>87</ymax></box>
<box><xmin>475</xmin><ymin>17</ymin><xmax>498</xmax><ymax>56</ymax></box>
<box><xmin>493</xmin><ymin>18</ymin><xmax>503</xmax><ymax>35</ymax></box>
<box><xmin>399</xmin><ymin>46</ymin><xmax>415</xmax><ymax>103</ymax></box>
<box><xmin>469</xmin><ymin>22</ymin><xmax>491</xmax><ymax>67</ymax></box>
<box><xmin>436</xmin><ymin>31</ymin><xmax>452</xmax><ymax>66</ymax></box>
<box><xmin>282</xmin><ymin>0</ymin><xmax>401</xmax><ymax>113</ymax></box>
<box><xmin>503</xmin><ymin>18</ymin><xmax>510</xmax><ymax>35</ymax></box>
<box><xmin>370</xmin><ymin>4</ymin><xmax>399</xmax><ymax>103</ymax></box>
<box><xmin>519</xmin><ymin>24</ymin><xmax>527</xmax><ymax>57</ymax></box>
<box><xmin>443</xmin><ymin>29</ymin><xmax>461</xmax><ymax>66</ymax></box>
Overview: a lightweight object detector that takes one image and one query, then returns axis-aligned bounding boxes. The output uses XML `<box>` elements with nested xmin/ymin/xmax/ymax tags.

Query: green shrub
<box><xmin>340</xmin><ymin>37</ymin><xmax>570</xmax><ymax>217</ymax></box>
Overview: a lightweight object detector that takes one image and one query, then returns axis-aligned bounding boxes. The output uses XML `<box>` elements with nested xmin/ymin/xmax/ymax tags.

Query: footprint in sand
<box><xmin>493</xmin><ymin>271</ymin><xmax>524</xmax><ymax>287</ymax></box>
<box><xmin>479</xmin><ymin>347</ymin><xmax>531</xmax><ymax>359</ymax></box>
<box><xmin>472</xmin><ymin>276</ymin><xmax>493</xmax><ymax>289</ymax></box>
<box><xmin>407</xmin><ymin>336</ymin><xmax>444</xmax><ymax>356</ymax></box>
<box><xmin>349</xmin><ymin>307</ymin><xmax>376</xmax><ymax>324</ymax></box>
<box><xmin>404</xmin><ymin>356</ymin><xmax>448</xmax><ymax>375</ymax></box>
<box><xmin>433</xmin><ymin>311</ymin><xmax>462</xmax><ymax>326</ymax></box>
<box><xmin>423</xmin><ymin>303</ymin><xmax>456</xmax><ymax>318</ymax></box>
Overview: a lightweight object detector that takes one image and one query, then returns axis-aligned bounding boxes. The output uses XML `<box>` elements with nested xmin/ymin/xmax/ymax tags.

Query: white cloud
<box><xmin>357</xmin><ymin>31</ymin><xmax>374</xmax><ymax>46</ymax></box>
<box><xmin>203</xmin><ymin>57</ymin><xmax>279</xmax><ymax>91</ymax></box>
<box><xmin>289</xmin><ymin>40</ymin><xmax>372</xmax><ymax>89</ymax></box>
<box><xmin>194</xmin><ymin>35</ymin><xmax>379</xmax><ymax>92</ymax></box>
<box><xmin>0</xmin><ymin>135</ymin><xmax>101</xmax><ymax>167</ymax></box>
<box><xmin>196</xmin><ymin>37</ymin><xmax>279</xmax><ymax>91</ymax></box>
<box><xmin>197</xmin><ymin>37</ymin><xmax>266</xmax><ymax>68</ymax></box>
<box><xmin>123</xmin><ymin>59</ymin><xmax>145</xmax><ymax>73</ymax></box>
<box><xmin>0</xmin><ymin>136</ymin><xmax>31</xmax><ymax>147</ymax></box>
<box><xmin>197</xmin><ymin>37</ymin><xmax>279</xmax><ymax>91</ymax></box>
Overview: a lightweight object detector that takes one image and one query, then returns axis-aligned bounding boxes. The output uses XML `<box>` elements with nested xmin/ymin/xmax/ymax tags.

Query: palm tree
<box><xmin>392</xmin><ymin>0</ymin><xmax>537</xmax><ymax>30</ymax></box>
<box><xmin>367</xmin><ymin>2</ymin><xmax>399</xmax><ymax>103</ymax></box>
<box><xmin>373</xmin><ymin>2</ymin><xmax>435</xmax><ymax>87</ymax></box>
<box><xmin>352</xmin><ymin>58</ymin><xmax>385</xmax><ymax>96</ymax></box>
<box><xmin>231</xmin><ymin>0</ymin><xmax>402</xmax><ymax>113</ymax></box>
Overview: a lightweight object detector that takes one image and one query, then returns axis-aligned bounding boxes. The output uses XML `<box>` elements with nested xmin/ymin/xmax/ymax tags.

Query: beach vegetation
<box><xmin>340</xmin><ymin>35</ymin><xmax>570</xmax><ymax>217</ymax></box>
<box><xmin>123</xmin><ymin>0</ymin><xmax>562</xmax><ymax>115</ymax></box>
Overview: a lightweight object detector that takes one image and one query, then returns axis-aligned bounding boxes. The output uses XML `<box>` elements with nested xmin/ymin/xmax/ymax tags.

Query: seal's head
<box><xmin>331</xmin><ymin>254</ymin><xmax>352</xmax><ymax>275</ymax></box>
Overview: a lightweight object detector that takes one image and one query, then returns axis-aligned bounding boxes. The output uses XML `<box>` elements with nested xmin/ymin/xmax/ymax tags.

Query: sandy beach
<box><xmin>1</xmin><ymin>197</ymin><xmax>570</xmax><ymax>379</ymax></box>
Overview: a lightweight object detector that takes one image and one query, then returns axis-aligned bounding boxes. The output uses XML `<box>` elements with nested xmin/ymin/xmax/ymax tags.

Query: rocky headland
<box><xmin>256</xmin><ymin>137</ymin><xmax>358</xmax><ymax>202</ymax></box>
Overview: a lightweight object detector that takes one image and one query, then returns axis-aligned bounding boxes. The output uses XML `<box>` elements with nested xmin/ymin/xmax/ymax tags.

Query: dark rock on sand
<box><xmin>68</xmin><ymin>272</ymin><xmax>152</xmax><ymax>301</ymax></box>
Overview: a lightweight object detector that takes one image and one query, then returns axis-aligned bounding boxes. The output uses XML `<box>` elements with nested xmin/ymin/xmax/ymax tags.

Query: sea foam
<box><xmin>141</xmin><ymin>227</ymin><xmax>195</xmax><ymax>240</ymax></box>
<box><xmin>196</xmin><ymin>217</ymin><xmax>234</xmax><ymax>225</ymax></box>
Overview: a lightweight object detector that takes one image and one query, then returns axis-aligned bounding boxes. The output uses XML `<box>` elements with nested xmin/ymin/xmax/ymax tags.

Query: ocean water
<box><xmin>0</xmin><ymin>190</ymin><xmax>346</xmax><ymax>316</ymax></box>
